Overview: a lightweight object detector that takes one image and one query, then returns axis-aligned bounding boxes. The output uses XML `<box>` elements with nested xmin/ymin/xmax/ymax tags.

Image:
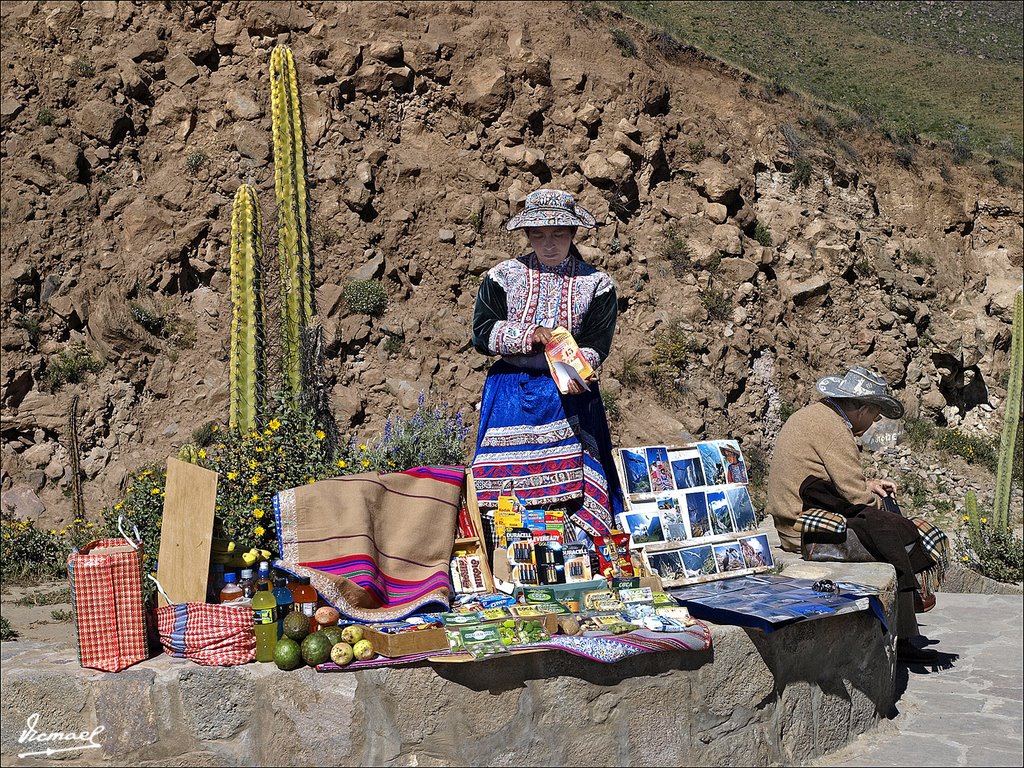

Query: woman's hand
<box><xmin>532</xmin><ymin>326</ymin><xmax>554</xmax><ymax>347</ymax></box>
<box><xmin>867</xmin><ymin>478</ymin><xmax>897</xmax><ymax>498</ymax></box>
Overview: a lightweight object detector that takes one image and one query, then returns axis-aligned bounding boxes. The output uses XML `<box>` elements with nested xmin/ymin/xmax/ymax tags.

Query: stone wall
<box><xmin>0</xmin><ymin>562</ymin><xmax>897</xmax><ymax>766</ymax></box>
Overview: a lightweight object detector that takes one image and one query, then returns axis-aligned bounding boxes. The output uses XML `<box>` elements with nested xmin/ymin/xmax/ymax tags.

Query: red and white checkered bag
<box><xmin>67</xmin><ymin>520</ymin><xmax>148</xmax><ymax>672</ymax></box>
<box><xmin>151</xmin><ymin>577</ymin><xmax>255</xmax><ymax>666</ymax></box>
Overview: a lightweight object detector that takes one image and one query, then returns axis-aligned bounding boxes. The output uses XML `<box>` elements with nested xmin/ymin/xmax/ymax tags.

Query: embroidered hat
<box><xmin>506</xmin><ymin>188</ymin><xmax>596</xmax><ymax>231</ymax></box>
<box><xmin>816</xmin><ymin>365</ymin><xmax>905</xmax><ymax>419</ymax></box>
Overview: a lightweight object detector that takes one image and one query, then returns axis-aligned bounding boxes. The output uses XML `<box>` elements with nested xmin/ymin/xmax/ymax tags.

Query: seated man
<box><xmin>767</xmin><ymin>365</ymin><xmax>940</xmax><ymax>664</ymax></box>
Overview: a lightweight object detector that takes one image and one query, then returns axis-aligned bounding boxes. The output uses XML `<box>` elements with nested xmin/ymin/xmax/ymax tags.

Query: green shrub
<box><xmin>344</xmin><ymin>279</ymin><xmax>388</xmax><ymax>316</ymax></box>
<box><xmin>43</xmin><ymin>344</ymin><xmax>103</xmax><ymax>391</ymax></box>
<box><xmin>383</xmin><ymin>332</ymin><xmax>405</xmax><ymax>356</ymax></box>
<box><xmin>15</xmin><ymin>587</ymin><xmax>70</xmax><ymax>606</ymax></box>
<box><xmin>601</xmin><ymin>390</ymin><xmax>622</xmax><ymax>422</ymax></box>
<box><xmin>894</xmin><ymin>145</ymin><xmax>914</xmax><ymax>168</ymax></box>
<box><xmin>780</xmin><ymin>400</ymin><xmax>797</xmax><ymax>423</ymax></box>
<box><xmin>609</xmin><ymin>237</ymin><xmax>622</xmax><ymax>254</ymax></box>
<box><xmin>71</xmin><ymin>59</ymin><xmax>95</xmax><ymax>77</ymax></box>
<box><xmin>616</xmin><ymin>352</ymin><xmax>645</xmax><ymax>388</ymax></box>
<box><xmin>0</xmin><ymin>616</ymin><xmax>17</xmax><ymax>641</ymax></box>
<box><xmin>50</xmin><ymin>609</ymin><xmax>75</xmax><ymax>622</ymax></box>
<box><xmin>901</xmin><ymin>475</ymin><xmax>929</xmax><ymax>509</ymax></box>
<box><xmin>184</xmin><ymin>151</ymin><xmax>207</xmax><ymax>176</ymax></box>
<box><xmin>903</xmin><ymin>416</ymin><xmax>937</xmax><ymax>448</ymax></box>
<box><xmin>102</xmin><ymin>463</ymin><xmax>167</xmax><ymax>583</ymax></box>
<box><xmin>790</xmin><ymin>158</ymin><xmax>813</xmax><ymax>189</ymax></box>
<box><xmin>939</xmin><ymin>162</ymin><xmax>953</xmax><ymax>182</ymax></box>
<box><xmin>753</xmin><ymin>222</ymin><xmax>773</xmax><ymax>247</ymax></box>
<box><xmin>688</xmin><ymin>140</ymin><xmax>707</xmax><ymax>162</ymax></box>
<box><xmin>15</xmin><ymin>314</ymin><xmax>42</xmax><ymax>346</ymax></box>
<box><xmin>610</xmin><ymin>27</ymin><xmax>637</xmax><ymax>57</ymax></box>
<box><xmin>957</xmin><ymin>520</ymin><xmax>1023</xmax><ymax>584</ymax></box>
<box><xmin>130</xmin><ymin>301</ymin><xmax>165</xmax><ymax>336</ymax></box>
<box><xmin>936</xmin><ymin>428</ymin><xmax>998</xmax><ymax>473</ymax></box>
<box><xmin>660</xmin><ymin>226</ymin><xmax>691</xmax><ymax>278</ymax></box>
<box><xmin>951</xmin><ymin>123</ymin><xmax>973</xmax><ymax>164</ymax></box>
<box><xmin>650</xmin><ymin>321</ymin><xmax>691</xmax><ymax>387</ymax></box>
<box><xmin>1</xmin><ymin>516</ymin><xmax>94</xmax><ymax>581</ymax></box>
<box><xmin>192</xmin><ymin>420</ymin><xmax>219</xmax><ymax>447</ymax></box>
<box><xmin>37</xmin><ymin>108</ymin><xmax>55</xmax><ymax>126</ymax></box>
<box><xmin>368</xmin><ymin>393</ymin><xmax>470</xmax><ymax>473</ymax></box>
<box><xmin>700</xmin><ymin>285</ymin><xmax>732</xmax><ymax>321</ymax></box>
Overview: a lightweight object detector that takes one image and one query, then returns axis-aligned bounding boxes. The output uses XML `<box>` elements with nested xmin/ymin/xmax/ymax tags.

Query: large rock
<box><xmin>76</xmin><ymin>100</ymin><xmax>131</xmax><ymax>145</ymax></box>
<box><xmin>121</xmin><ymin>197</ymin><xmax>174</xmax><ymax>254</ymax></box>
<box><xmin>695</xmin><ymin>160</ymin><xmax>741</xmax><ymax>206</ymax></box>
<box><xmin>165</xmin><ymin>54</ymin><xmax>199</xmax><ymax>87</ymax></box>
<box><xmin>580</xmin><ymin>151</ymin><xmax>631</xmax><ymax>185</ymax></box>
<box><xmin>457</xmin><ymin>59</ymin><xmax>508</xmax><ymax>122</ymax></box>
<box><xmin>0</xmin><ymin>484</ymin><xmax>45</xmax><ymax>518</ymax></box>
<box><xmin>231</xmin><ymin>122</ymin><xmax>269</xmax><ymax>161</ymax></box>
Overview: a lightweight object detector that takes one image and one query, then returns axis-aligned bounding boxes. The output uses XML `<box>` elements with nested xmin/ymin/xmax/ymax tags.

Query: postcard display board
<box><xmin>615</xmin><ymin>441</ymin><xmax>774</xmax><ymax>587</ymax></box>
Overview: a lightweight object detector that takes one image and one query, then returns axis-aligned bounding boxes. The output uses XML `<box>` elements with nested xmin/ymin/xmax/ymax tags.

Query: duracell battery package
<box><xmin>506</xmin><ymin>528</ymin><xmax>538</xmax><ymax>586</ymax></box>
<box><xmin>563</xmin><ymin>542</ymin><xmax>593</xmax><ymax>583</ymax></box>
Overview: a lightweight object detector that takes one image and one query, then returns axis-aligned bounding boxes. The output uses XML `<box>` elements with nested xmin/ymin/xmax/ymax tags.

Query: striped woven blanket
<box><xmin>274</xmin><ymin>467</ymin><xmax>464</xmax><ymax>622</ymax></box>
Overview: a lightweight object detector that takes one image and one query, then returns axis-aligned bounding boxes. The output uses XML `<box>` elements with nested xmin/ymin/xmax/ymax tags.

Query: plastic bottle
<box><xmin>288</xmin><ymin>575</ymin><xmax>318</xmax><ymax>633</ymax></box>
<box><xmin>239</xmin><ymin>568</ymin><xmax>256</xmax><ymax>599</ymax></box>
<box><xmin>207</xmin><ymin>561</ymin><xmax>225</xmax><ymax>603</ymax></box>
<box><xmin>256</xmin><ymin>561</ymin><xmax>271</xmax><ymax>591</ymax></box>
<box><xmin>252</xmin><ymin>582</ymin><xmax>278</xmax><ymax>662</ymax></box>
<box><xmin>220</xmin><ymin>572</ymin><xmax>243</xmax><ymax>604</ymax></box>
<box><xmin>273</xmin><ymin>574</ymin><xmax>294</xmax><ymax>639</ymax></box>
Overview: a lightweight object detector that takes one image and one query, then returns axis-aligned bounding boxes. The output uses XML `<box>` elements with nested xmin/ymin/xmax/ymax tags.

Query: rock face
<box><xmin>0</xmin><ymin>1</ymin><xmax>1020</xmax><ymax>528</ymax></box>
<box><xmin>0</xmin><ymin>561</ymin><xmax>898</xmax><ymax>766</ymax></box>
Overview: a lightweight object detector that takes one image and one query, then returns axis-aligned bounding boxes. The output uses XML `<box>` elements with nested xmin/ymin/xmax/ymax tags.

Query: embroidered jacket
<box><xmin>471</xmin><ymin>250</ymin><xmax>618</xmax><ymax>370</ymax></box>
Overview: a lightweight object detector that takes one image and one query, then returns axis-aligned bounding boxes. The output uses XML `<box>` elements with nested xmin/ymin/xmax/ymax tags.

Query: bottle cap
<box><xmin>258</xmin><ymin>561</ymin><xmax>269</xmax><ymax>574</ymax></box>
<box><xmin>223</xmin><ymin>572</ymin><xmax>237</xmax><ymax>583</ymax></box>
<box><xmin>241</xmin><ymin>569</ymin><xmax>253</xmax><ymax>578</ymax></box>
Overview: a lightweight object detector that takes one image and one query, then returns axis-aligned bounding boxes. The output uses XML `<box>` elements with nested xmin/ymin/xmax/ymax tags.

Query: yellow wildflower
<box><xmin>212</xmin><ymin>425</ymin><xmax>220</xmax><ymax>433</ymax></box>
<box><xmin>141</xmin><ymin>470</ymin><xmax>152</xmax><ymax>478</ymax></box>
<box><xmin>315</xmin><ymin>430</ymin><xmax>326</xmax><ymax>440</ymax></box>
<box><xmin>60</xmin><ymin>529</ymin><xmax>67</xmax><ymax>535</ymax></box>
<box><xmin>114</xmin><ymin>502</ymin><xmax>123</xmax><ymax>510</ymax></box>
<box><xmin>227</xmin><ymin>471</ymin><xmax>239</xmax><ymax>481</ymax></box>
<box><xmin>269</xmin><ymin>418</ymin><xmax>281</xmax><ymax>431</ymax></box>
<box><xmin>361</xmin><ymin>459</ymin><xmax>370</xmax><ymax>468</ymax></box>
<box><xmin>126</xmin><ymin>487</ymin><xmax>134</xmax><ymax>493</ymax></box>
<box><xmin>980</xmin><ymin>517</ymin><xmax>988</xmax><ymax>524</ymax></box>
<box><xmin>336</xmin><ymin>460</ymin><xmax>347</xmax><ymax>469</ymax></box>
<box><xmin>255</xmin><ymin>526</ymin><xmax>265</xmax><ymax>537</ymax></box>
<box><xmin>250</xmin><ymin>494</ymin><xmax>259</xmax><ymax>503</ymax></box>
<box><xmin>49</xmin><ymin>529</ymin><xmax>56</xmax><ymax>535</ymax></box>
<box><xmin>249</xmin><ymin>431</ymin><xmax>260</xmax><ymax>439</ymax></box>
<box><xmin>249</xmin><ymin>459</ymin><xmax>258</xmax><ymax>469</ymax></box>
<box><xmin>253</xmin><ymin>508</ymin><xmax>265</xmax><ymax>519</ymax></box>
<box><xmin>251</xmin><ymin>474</ymin><xmax>261</xmax><ymax>486</ymax></box>
<box><xmin>255</xmin><ymin>447</ymin><xmax>264</xmax><ymax>453</ymax></box>
<box><xmin>198</xmin><ymin>448</ymin><xmax>207</xmax><ymax>460</ymax></box>
<box><xmin>151</xmin><ymin>488</ymin><xmax>161</xmax><ymax>495</ymax></box>
<box><xmin>359</xmin><ymin>444</ymin><xmax>368</xmax><ymax>451</ymax></box>
<box><xmin>307</xmin><ymin>477</ymin><xmax>316</xmax><ymax>484</ymax></box>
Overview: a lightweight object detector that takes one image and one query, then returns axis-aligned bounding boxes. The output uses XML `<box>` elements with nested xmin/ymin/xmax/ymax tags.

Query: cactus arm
<box><xmin>994</xmin><ymin>289</ymin><xmax>1023</xmax><ymax>527</ymax></box>
<box><xmin>965</xmin><ymin>490</ymin><xmax>982</xmax><ymax>555</ymax></box>
<box><xmin>229</xmin><ymin>184</ymin><xmax>265</xmax><ymax>431</ymax></box>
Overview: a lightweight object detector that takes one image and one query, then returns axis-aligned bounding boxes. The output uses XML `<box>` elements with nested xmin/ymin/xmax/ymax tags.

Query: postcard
<box><xmin>739</xmin><ymin>534</ymin><xmax>773</xmax><ymax>569</ymax></box>
<box><xmin>714</xmin><ymin>440</ymin><xmax>749</xmax><ymax>485</ymax></box>
<box><xmin>680</xmin><ymin>545</ymin><xmax>716</xmax><ymax>578</ymax></box>
<box><xmin>712</xmin><ymin>541</ymin><xmax>747</xmax><ymax>572</ymax></box>
<box><xmin>619</xmin><ymin>503</ymin><xmax>664</xmax><ymax>544</ymax></box>
<box><xmin>646</xmin><ymin>446</ymin><xmax>674</xmax><ymax>492</ymax></box>
<box><xmin>668</xmin><ymin>448</ymin><xmax>706</xmax><ymax>490</ymax></box>
<box><xmin>685</xmin><ymin>491</ymin><xmax>712</xmax><ymax>539</ymax></box>
<box><xmin>706</xmin><ymin>490</ymin><xmax>735</xmax><ymax>535</ymax></box>
<box><xmin>726</xmin><ymin>486</ymin><xmax>757</xmax><ymax>531</ymax></box>
<box><xmin>697</xmin><ymin>441</ymin><xmax>727</xmax><ymax>486</ymax></box>
<box><xmin>647</xmin><ymin>549</ymin><xmax>686</xmax><ymax>581</ymax></box>
<box><xmin>621</xmin><ymin>448</ymin><xmax>652</xmax><ymax>495</ymax></box>
<box><xmin>657</xmin><ymin>493</ymin><xmax>689</xmax><ymax>542</ymax></box>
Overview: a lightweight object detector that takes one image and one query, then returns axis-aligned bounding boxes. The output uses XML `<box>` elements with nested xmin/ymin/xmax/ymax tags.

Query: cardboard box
<box><xmin>365</xmin><ymin>612</ymin><xmax>561</xmax><ymax>658</ymax></box>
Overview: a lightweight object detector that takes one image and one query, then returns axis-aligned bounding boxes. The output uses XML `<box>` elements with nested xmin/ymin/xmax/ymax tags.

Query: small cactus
<box><xmin>177</xmin><ymin>444</ymin><xmax>201</xmax><ymax>464</ymax></box>
<box><xmin>965</xmin><ymin>491</ymin><xmax>982</xmax><ymax>555</ymax></box>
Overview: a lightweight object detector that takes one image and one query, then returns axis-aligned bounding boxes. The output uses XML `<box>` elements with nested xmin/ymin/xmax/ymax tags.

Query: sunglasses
<box><xmin>812</xmin><ymin>579</ymin><xmax>841</xmax><ymax>595</ymax></box>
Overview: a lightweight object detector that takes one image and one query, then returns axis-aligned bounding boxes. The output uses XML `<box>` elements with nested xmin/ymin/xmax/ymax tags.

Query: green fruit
<box><xmin>321</xmin><ymin>625</ymin><xmax>346</xmax><ymax>648</ymax></box>
<box><xmin>330</xmin><ymin>642</ymin><xmax>354</xmax><ymax>666</ymax></box>
<box><xmin>283</xmin><ymin>611</ymin><xmax>310</xmax><ymax>642</ymax></box>
<box><xmin>274</xmin><ymin>637</ymin><xmax>302</xmax><ymax>671</ymax></box>
<box><xmin>341</xmin><ymin>624</ymin><xmax>364</xmax><ymax>644</ymax></box>
<box><xmin>301</xmin><ymin>631</ymin><xmax>333</xmax><ymax>666</ymax></box>
<box><xmin>352</xmin><ymin>638</ymin><xmax>374</xmax><ymax>661</ymax></box>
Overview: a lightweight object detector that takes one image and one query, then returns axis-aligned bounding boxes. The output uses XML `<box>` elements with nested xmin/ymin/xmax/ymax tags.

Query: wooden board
<box><xmin>156</xmin><ymin>457</ymin><xmax>218</xmax><ymax>607</ymax></box>
<box><xmin>455</xmin><ymin>471</ymin><xmax>496</xmax><ymax>593</ymax></box>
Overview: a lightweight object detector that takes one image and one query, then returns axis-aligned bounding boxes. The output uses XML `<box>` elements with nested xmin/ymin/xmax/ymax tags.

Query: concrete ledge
<box><xmin>1</xmin><ymin>562</ymin><xmax>897</xmax><ymax>767</ymax></box>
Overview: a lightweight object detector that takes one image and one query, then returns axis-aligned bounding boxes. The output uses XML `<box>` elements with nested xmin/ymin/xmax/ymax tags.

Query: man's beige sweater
<box><xmin>767</xmin><ymin>401</ymin><xmax>880</xmax><ymax>551</ymax></box>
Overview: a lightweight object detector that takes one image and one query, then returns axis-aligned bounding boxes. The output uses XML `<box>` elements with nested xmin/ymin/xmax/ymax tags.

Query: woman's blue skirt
<box><xmin>471</xmin><ymin>360</ymin><xmax>624</xmax><ymax>537</ymax></box>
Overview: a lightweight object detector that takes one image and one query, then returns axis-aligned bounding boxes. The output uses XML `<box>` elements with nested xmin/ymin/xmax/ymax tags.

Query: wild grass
<box><xmin>611</xmin><ymin>0</ymin><xmax>1023</xmax><ymax>159</ymax></box>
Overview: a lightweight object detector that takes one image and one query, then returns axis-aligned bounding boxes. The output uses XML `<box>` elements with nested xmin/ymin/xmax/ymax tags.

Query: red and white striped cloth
<box><xmin>68</xmin><ymin>537</ymin><xmax>148</xmax><ymax>672</ymax></box>
<box><xmin>154</xmin><ymin>592</ymin><xmax>254</xmax><ymax>666</ymax></box>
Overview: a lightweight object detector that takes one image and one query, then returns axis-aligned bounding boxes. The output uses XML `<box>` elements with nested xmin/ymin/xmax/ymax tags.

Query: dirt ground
<box><xmin>1</xmin><ymin>579</ymin><xmax>78</xmax><ymax>647</ymax></box>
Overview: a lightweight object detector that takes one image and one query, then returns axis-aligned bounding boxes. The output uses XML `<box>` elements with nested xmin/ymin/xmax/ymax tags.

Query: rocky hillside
<box><xmin>1</xmin><ymin>0</ymin><xmax>1021</xmax><ymax>528</ymax></box>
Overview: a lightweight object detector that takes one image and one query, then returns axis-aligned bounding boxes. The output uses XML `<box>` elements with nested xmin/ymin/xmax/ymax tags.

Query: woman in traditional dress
<box><xmin>470</xmin><ymin>189</ymin><xmax>623</xmax><ymax>542</ymax></box>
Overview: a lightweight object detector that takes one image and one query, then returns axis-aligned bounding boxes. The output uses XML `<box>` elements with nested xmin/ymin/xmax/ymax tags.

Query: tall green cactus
<box><xmin>269</xmin><ymin>45</ymin><xmax>315</xmax><ymax>402</ymax></box>
<box><xmin>229</xmin><ymin>183</ymin><xmax>266</xmax><ymax>431</ymax></box>
<box><xmin>993</xmin><ymin>289</ymin><xmax>1023</xmax><ymax>527</ymax></box>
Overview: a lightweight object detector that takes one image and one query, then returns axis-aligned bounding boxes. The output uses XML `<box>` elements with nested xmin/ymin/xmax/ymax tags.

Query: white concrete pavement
<box><xmin>814</xmin><ymin>592</ymin><xmax>1024</xmax><ymax>767</ymax></box>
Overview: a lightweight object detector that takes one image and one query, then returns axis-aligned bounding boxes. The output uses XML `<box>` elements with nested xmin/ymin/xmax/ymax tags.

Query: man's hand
<box><xmin>532</xmin><ymin>326</ymin><xmax>554</xmax><ymax>346</ymax></box>
<box><xmin>867</xmin><ymin>478</ymin><xmax>898</xmax><ymax>498</ymax></box>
